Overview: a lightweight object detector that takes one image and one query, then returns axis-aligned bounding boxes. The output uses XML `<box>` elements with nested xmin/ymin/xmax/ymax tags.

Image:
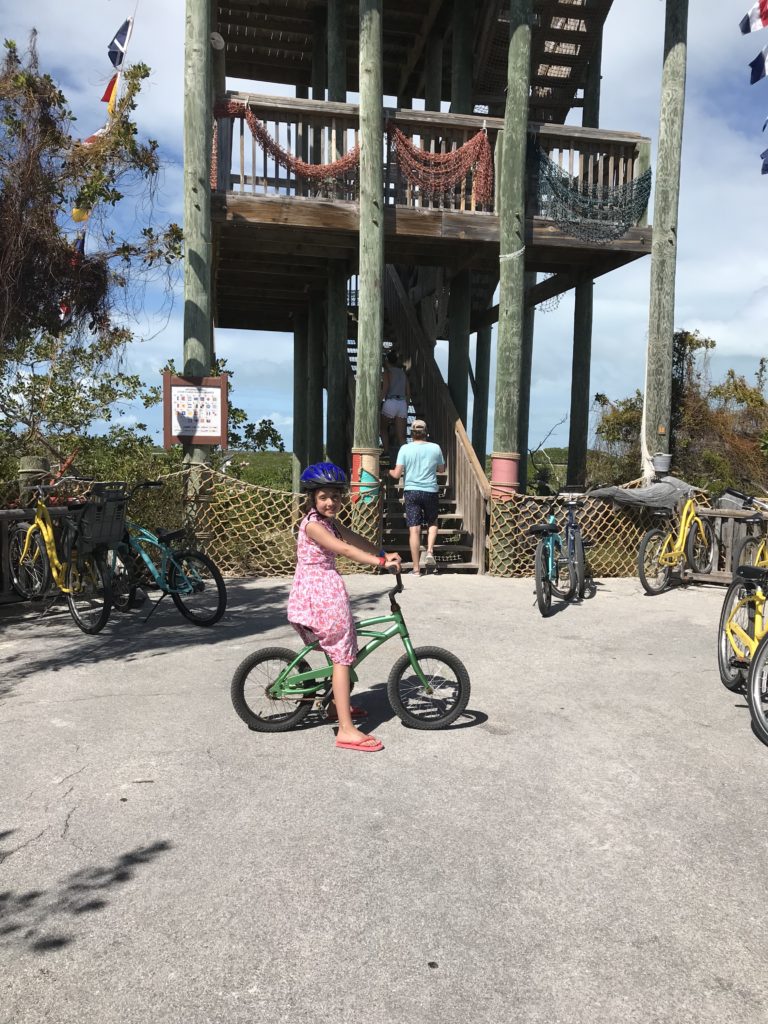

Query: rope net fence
<box><xmin>489</xmin><ymin>496</ymin><xmax>658</xmax><ymax>578</ymax></box>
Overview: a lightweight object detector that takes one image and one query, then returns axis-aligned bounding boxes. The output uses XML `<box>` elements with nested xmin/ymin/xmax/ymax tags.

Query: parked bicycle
<box><xmin>722</xmin><ymin>487</ymin><xmax>768</xmax><ymax>570</ymax></box>
<box><xmin>717</xmin><ymin>564</ymin><xmax>767</xmax><ymax>692</ymax></box>
<box><xmin>8</xmin><ymin>477</ymin><xmax>125</xmax><ymax>634</ymax></box>
<box><xmin>527</xmin><ymin>489</ymin><xmax>595</xmax><ymax>617</ymax></box>
<box><xmin>230</xmin><ymin>570</ymin><xmax>470</xmax><ymax>732</ymax></box>
<box><xmin>637</xmin><ymin>491</ymin><xmax>715</xmax><ymax>595</ymax></box>
<box><xmin>746</xmin><ymin>593</ymin><xmax>768</xmax><ymax>746</ymax></box>
<box><xmin>109</xmin><ymin>480</ymin><xmax>227</xmax><ymax>626</ymax></box>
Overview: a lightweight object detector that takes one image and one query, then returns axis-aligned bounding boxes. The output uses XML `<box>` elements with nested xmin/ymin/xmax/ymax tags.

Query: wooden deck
<box><xmin>212</xmin><ymin>96</ymin><xmax>652</xmax><ymax>332</ymax></box>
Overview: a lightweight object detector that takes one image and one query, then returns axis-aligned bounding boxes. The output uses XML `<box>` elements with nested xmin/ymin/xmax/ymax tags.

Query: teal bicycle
<box><xmin>110</xmin><ymin>481</ymin><xmax>227</xmax><ymax>626</ymax></box>
<box><xmin>528</xmin><ymin>489</ymin><xmax>594</xmax><ymax>617</ymax></box>
<box><xmin>230</xmin><ymin>571</ymin><xmax>470</xmax><ymax>731</ymax></box>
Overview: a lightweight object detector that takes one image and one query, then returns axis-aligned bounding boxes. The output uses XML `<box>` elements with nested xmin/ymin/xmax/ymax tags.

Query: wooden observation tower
<box><xmin>186</xmin><ymin>0</ymin><xmax>661</xmax><ymax>572</ymax></box>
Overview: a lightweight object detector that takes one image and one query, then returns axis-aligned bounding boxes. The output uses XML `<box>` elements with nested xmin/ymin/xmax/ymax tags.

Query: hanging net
<box><xmin>211</xmin><ymin>100</ymin><xmax>360</xmax><ymax>189</ymax></box>
<box><xmin>532</xmin><ymin>145</ymin><xmax>652</xmax><ymax>243</ymax></box>
<box><xmin>387</xmin><ymin>123</ymin><xmax>494</xmax><ymax>207</ymax></box>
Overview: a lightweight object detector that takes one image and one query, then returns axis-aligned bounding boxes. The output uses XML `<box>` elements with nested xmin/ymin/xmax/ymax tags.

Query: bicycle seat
<box><xmin>527</xmin><ymin>523</ymin><xmax>559</xmax><ymax>537</ymax></box>
<box><xmin>736</xmin><ymin>565</ymin><xmax>768</xmax><ymax>583</ymax></box>
<box><xmin>581</xmin><ymin>537</ymin><xmax>594</xmax><ymax>549</ymax></box>
<box><xmin>156</xmin><ymin>527</ymin><xmax>184</xmax><ymax>544</ymax></box>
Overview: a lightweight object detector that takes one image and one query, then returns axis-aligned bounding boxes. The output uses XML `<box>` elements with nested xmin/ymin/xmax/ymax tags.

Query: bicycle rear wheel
<box><xmin>638</xmin><ymin>528</ymin><xmax>672</xmax><ymax>595</ymax></box>
<box><xmin>717</xmin><ymin>578</ymin><xmax>756</xmax><ymax>691</ymax></box>
<box><xmin>168</xmin><ymin>550</ymin><xmax>226</xmax><ymax>626</ymax></box>
<box><xmin>8</xmin><ymin>526</ymin><xmax>50</xmax><ymax>599</ymax></box>
<box><xmin>551</xmin><ymin>541</ymin><xmax>575</xmax><ymax>600</ymax></box>
<box><xmin>686</xmin><ymin>518</ymin><xmax>716</xmax><ymax>574</ymax></box>
<box><xmin>748</xmin><ymin>635</ymin><xmax>768</xmax><ymax>747</ymax></box>
<box><xmin>387</xmin><ymin>646</ymin><xmax>470</xmax><ymax>729</ymax></box>
<box><xmin>534</xmin><ymin>538</ymin><xmax>552</xmax><ymax>617</ymax></box>
<box><xmin>231</xmin><ymin>647</ymin><xmax>316</xmax><ymax>731</ymax></box>
<box><xmin>735</xmin><ymin>535</ymin><xmax>768</xmax><ymax>572</ymax></box>
<box><xmin>66</xmin><ymin>551</ymin><xmax>111</xmax><ymax>634</ymax></box>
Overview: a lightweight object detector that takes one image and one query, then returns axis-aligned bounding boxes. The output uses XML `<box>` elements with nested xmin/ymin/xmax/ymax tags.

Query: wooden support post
<box><xmin>567</xmin><ymin>3</ymin><xmax>602</xmax><ymax>488</ymax></box>
<box><xmin>447</xmin><ymin>0</ymin><xmax>473</xmax><ymax>426</ymax></box>
<box><xmin>491</xmin><ymin>0</ymin><xmax>532</xmax><ymax>498</ymax></box>
<box><xmin>327</xmin><ymin>0</ymin><xmax>346</xmax><ymax>103</ymax></box>
<box><xmin>326</xmin><ymin>0</ymin><xmax>348</xmax><ymax>471</ymax></box>
<box><xmin>354</xmin><ymin>0</ymin><xmax>384</xmax><ymax>468</ymax></box>
<box><xmin>447</xmin><ymin>272</ymin><xmax>471</xmax><ymax>422</ymax></box>
<box><xmin>183</xmin><ymin>0</ymin><xmax>214</xmax><ymax>467</ymax></box>
<box><xmin>566</xmin><ymin>279</ymin><xmax>593</xmax><ymax>487</ymax></box>
<box><xmin>327</xmin><ymin>263</ymin><xmax>348</xmax><ymax>469</ymax></box>
<box><xmin>292</xmin><ymin>311</ymin><xmax>309</xmax><ymax>488</ymax></box>
<box><xmin>451</xmin><ymin>0</ymin><xmax>474</xmax><ymax>115</ymax></box>
<box><xmin>517</xmin><ymin>271</ymin><xmax>536</xmax><ymax>493</ymax></box>
<box><xmin>307</xmin><ymin>297</ymin><xmax>325</xmax><ymax>466</ymax></box>
<box><xmin>642</xmin><ymin>0</ymin><xmax>689</xmax><ymax>480</ymax></box>
<box><xmin>424</xmin><ymin>34</ymin><xmax>443</xmax><ymax>112</ymax></box>
<box><xmin>472</xmin><ymin>321</ymin><xmax>492</xmax><ymax>469</ymax></box>
<box><xmin>312</xmin><ymin>7</ymin><xmax>327</xmax><ymax>165</ymax></box>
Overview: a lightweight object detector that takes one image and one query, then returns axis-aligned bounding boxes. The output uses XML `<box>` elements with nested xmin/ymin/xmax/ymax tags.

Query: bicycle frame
<box><xmin>541</xmin><ymin>508</ymin><xmax>565</xmax><ymax>582</ymax></box>
<box><xmin>266</xmin><ymin>599</ymin><xmax>429</xmax><ymax>700</ymax></box>
<box><xmin>725</xmin><ymin>584</ymin><xmax>767</xmax><ymax>661</ymax></box>
<box><xmin>17</xmin><ymin>500</ymin><xmax>74</xmax><ymax>593</ymax></box>
<box><xmin>117</xmin><ymin>521</ymin><xmax>198</xmax><ymax>596</ymax></box>
<box><xmin>656</xmin><ymin>497</ymin><xmax>706</xmax><ymax>566</ymax></box>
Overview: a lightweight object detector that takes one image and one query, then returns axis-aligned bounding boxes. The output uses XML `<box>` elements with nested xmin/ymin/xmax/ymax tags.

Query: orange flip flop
<box><xmin>335</xmin><ymin>736</ymin><xmax>384</xmax><ymax>752</ymax></box>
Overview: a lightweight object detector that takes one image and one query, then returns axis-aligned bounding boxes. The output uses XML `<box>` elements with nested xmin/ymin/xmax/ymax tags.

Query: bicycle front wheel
<box><xmin>231</xmin><ymin>648</ymin><xmax>315</xmax><ymax>731</ymax></box>
<box><xmin>66</xmin><ymin>552</ymin><xmax>111</xmax><ymax>634</ymax></box>
<box><xmin>551</xmin><ymin>544</ymin><xmax>575</xmax><ymax>601</ymax></box>
<box><xmin>735</xmin><ymin>535</ymin><xmax>768</xmax><ymax>572</ymax></box>
<box><xmin>534</xmin><ymin>538</ymin><xmax>552</xmax><ymax>617</ymax></box>
<box><xmin>109</xmin><ymin>542</ymin><xmax>138</xmax><ymax>612</ymax></box>
<box><xmin>686</xmin><ymin>517</ymin><xmax>716</xmax><ymax>574</ymax></box>
<box><xmin>8</xmin><ymin>526</ymin><xmax>50</xmax><ymax>599</ymax></box>
<box><xmin>717</xmin><ymin>578</ymin><xmax>755</xmax><ymax>691</ymax></box>
<box><xmin>573</xmin><ymin>532</ymin><xmax>586</xmax><ymax>600</ymax></box>
<box><xmin>638</xmin><ymin>528</ymin><xmax>672</xmax><ymax>595</ymax></box>
<box><xmin>387</xmin><ymin>646</ymin><xmax>470</xmax><ymax>729</ymax></box>
<box><xmin>168</xmin><ymin>550</ymin><xmax>227</xmax><ymax>626</ymax></box>
<box><xmin>748</xmin><ymin>635</ymin><xmax>768</xmax><ymax>747</ymax></box>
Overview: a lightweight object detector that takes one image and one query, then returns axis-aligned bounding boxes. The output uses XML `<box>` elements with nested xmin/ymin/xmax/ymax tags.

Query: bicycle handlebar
<box><xmin>126</xmin><ymin>480</ymin><xmax>165</xmax><ymax>500</ymax></box>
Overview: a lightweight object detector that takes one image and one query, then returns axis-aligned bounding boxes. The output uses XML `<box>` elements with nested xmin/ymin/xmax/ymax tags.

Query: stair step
<box><xmin>382</xmin><ymin>527</ymin><xmax>467</xmax><ymax>539</ymax></box>
<box><xmin>399</xmin><ymin>561</ymin><xmax>480</xmax><ymax>574</ymax></box>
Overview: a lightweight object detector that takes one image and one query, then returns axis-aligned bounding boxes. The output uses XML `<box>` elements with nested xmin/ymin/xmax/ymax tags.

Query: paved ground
<box><xmin>2</xmin><ymin>572</ymin><xmax>768</xmax><ymax>1024</ymax></box>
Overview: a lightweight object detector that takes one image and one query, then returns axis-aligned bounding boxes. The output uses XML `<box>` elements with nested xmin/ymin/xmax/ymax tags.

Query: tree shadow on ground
<box><xmin>0</xmin><ymin>835</ymin><xmax>171</xmax><ymax>953</ymax></box>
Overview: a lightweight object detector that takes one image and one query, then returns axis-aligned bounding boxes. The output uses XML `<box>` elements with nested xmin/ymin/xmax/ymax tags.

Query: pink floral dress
<box><xmin>287</xmin><ymin>511</ymin><xmax>359</xmax><ymax>666</ymax></box>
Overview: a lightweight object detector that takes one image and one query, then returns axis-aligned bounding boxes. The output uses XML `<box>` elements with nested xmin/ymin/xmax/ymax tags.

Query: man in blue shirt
<box><xmin>388</xmin><ymin>419</ymin><xmax>445</xmax><ymax>576</ymax></box>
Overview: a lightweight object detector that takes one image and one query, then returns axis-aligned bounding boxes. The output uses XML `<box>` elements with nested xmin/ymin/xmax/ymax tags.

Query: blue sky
<box><xmin>6</xmin><ymin>1</ymin><xmax>768</xmax><ymax>452</ymax></box>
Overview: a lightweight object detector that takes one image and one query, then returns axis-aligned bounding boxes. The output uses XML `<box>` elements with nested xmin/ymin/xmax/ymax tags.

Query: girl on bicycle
<box><xmin>288</xmin><ymin>462</ymin><xmax>401</xmax><ymax>752</ymax></box>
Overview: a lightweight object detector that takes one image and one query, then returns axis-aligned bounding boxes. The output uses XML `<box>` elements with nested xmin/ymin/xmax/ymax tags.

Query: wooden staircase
<box><xmin>345</xmin><ymin>273</ymin><xmax>486</xmax><ymax>573</ymax></box>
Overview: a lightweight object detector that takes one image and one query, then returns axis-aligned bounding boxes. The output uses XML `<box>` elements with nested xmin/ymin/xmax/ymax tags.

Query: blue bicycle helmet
<box><xmin>300</xmin><ymin>461</ymin><xmax>348</xmax><ymax>491</ymax></box>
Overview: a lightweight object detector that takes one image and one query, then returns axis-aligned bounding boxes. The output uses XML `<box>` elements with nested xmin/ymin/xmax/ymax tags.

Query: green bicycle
<box><xmin>230</xmin><ymin>571</ymin><xmax>470</xmax><ymax>731</ymax></box>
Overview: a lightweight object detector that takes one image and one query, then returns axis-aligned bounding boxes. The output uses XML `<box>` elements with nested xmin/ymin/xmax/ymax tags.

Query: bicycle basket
<box><xmin>75</xmin><ymin>482</ymin><xmax>127</xmax><ymax>548</ymax></box>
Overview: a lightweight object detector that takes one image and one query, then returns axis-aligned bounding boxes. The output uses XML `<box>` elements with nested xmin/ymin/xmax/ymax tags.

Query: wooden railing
<box><xmin>214</xmin><ymin>92</ymin><xmax>651</xmax><ymax>226</ymax></box>
<box><xmin>382</xmin><ymin>267</ymin><xmax>491</xmax><ymax>571</ymax></box>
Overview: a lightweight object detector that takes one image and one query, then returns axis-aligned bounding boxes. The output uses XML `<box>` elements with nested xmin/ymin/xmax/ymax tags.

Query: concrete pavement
<box><xmin>2</xmin><ymin>573</ymin><xmax>768</xmax><ymax>1024</ymax></box>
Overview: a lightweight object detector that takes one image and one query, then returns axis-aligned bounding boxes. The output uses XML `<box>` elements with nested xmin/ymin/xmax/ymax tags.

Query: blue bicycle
<box><xmin>109</xmin><ymin>481</ymin><xmax>227</xmax><ymax>626</ymax></box>
<box><xmin>528</xmin><ymin>489</ymin><xmax>595</xmax><ymax>617</ymax></box>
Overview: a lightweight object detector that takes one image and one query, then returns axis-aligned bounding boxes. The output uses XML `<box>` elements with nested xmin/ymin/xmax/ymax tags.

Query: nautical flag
<box><xmin>741</xmin><ymin>1</ymin><xmax>768</xmax><ymax>34</ymax></box>
<box><xmin>82</xmin><ymin>126</ymin><xmax>109</xmax><ymax>146</ymax></box>
<box><xmin>750</xmin><ymin>47</ymin><xmax>768</xmax><ymax>84</ymax></box>
<box><xmin>101</xmin><ymin>73</ymin><xmax>119</xmax><ymax>116</ymax></box>
<box><xmin>761</xmin><ymin>147</ymin><xmax>768</xmax><ymax>174</ymax></box>
<box><xmin>71</xmin><ymin>207</ymin><xmax>90</xmax><ymax>223</ymax></box>
<box><xmin>108</xmin><ymin>18</ymin><xmax>132</xmax><ymax>68</ymax></box>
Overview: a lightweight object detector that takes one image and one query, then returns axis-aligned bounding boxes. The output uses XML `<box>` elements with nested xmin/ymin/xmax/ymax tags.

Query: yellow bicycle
<box><xmin>637</xmin><ymin>493</ymin><xmax>715</xmax><ymax>595</ymax></box>
<box><xmin>7</xmin><ymin>477</ymin><xmax>124</xmax><ymax>634</ymax></box>
<box><xmin>729</xmin><ymin>487</ymin><xmax>768</xmax><ymax>570</ymax></box>
<box><xmin>718</xmin><ymin>566</ymin><xmax>767</xmax><ymax>692</ymax></box>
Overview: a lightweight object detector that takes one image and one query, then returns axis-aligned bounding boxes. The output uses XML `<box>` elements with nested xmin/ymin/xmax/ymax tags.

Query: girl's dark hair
<box><xmin>385</xmin><ymin>349</ymin><xmax>400</xmax><ymax>366</ymax></box>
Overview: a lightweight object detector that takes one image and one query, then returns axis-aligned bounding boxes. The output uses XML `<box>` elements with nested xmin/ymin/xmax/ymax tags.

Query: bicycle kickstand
<box><xmin>142</xmin><ymin>591</ymin><xmax>171</xmax><ymax>625</ymax></box>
